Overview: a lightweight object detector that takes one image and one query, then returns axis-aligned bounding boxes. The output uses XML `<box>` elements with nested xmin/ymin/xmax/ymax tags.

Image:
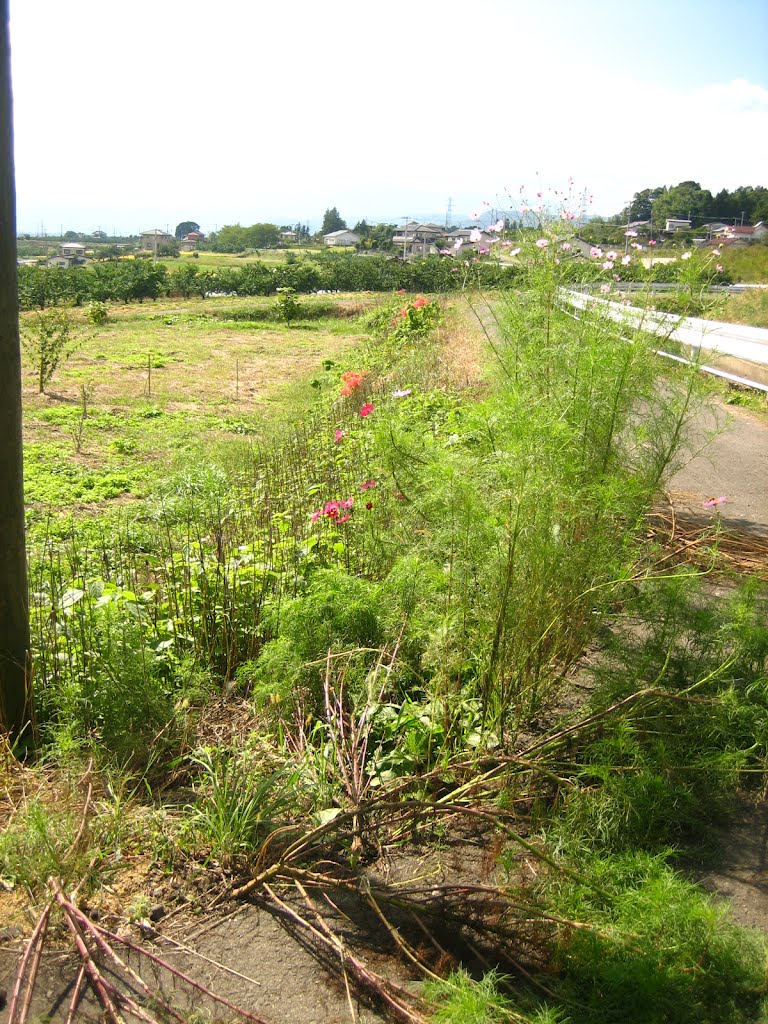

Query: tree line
<box><xmin>17</xmin><ymin>254</ymin><xmax>517</xmax><ymax>310</ymax></box>
<box><xmin>617</xmin><ymin>182</ymin><xmax>768</xmax><ymax>229</ymax></box>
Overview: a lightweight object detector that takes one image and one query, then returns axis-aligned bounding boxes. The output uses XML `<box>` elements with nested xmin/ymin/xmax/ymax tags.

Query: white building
<box><xmin>323</xmin><ymin>229</ymin><xmax>361</xmax><ymax>246</ymax></box>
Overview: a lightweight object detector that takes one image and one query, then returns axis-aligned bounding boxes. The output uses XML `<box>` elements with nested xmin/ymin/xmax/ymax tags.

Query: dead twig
<box><xmin>7</xmin><ymin>901</ymin><xmax>51</xmax><ymax>1024</ymax></box>
<box><xmin>264</xmin><ymin>881</ymin><xmax>428</xmax><ymax>1024</ymax></box>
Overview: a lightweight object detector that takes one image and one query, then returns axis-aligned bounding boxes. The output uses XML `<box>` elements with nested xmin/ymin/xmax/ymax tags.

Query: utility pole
<box><xmin>445</xmin><ymin>196</ymin><xmax>452</xmax><ymax>230</ymax></box>
<box><xmin>0</xmin><ymin>0</ymin><xmax>32</xmax><ymax>742</ymax></box>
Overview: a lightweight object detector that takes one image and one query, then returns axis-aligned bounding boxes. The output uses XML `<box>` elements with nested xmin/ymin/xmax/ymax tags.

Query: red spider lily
<box><xmin>413</xmin><ymin>297</ymin><xmax>428</xmax><ymax>308</ymax></box>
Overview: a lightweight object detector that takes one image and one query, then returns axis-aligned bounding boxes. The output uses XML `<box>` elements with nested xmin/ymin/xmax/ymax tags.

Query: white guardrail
<box><xmin>559</xmin><ymin>288</ymin><xmax>768</xmax><ymax>393</ymax></box>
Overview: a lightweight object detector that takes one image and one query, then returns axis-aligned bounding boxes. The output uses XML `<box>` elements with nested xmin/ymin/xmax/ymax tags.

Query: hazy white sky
<box><xmin>10</xmin><ymin>0</ymin><xmax>768</xmax><ymax>234</ymax></box>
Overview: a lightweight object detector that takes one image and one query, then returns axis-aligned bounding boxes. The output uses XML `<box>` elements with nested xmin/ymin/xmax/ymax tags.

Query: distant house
<box><xmin>47</xmin><ymin>241</ymin><xmax>89</xmax><ymax>268</ymax></box>
<box><xmin>323</xmin><ymin>229</ymin><xmax>361</xmax><ymax>246</ymax></box>
<box><xmin>280</xmin><ymin>230</ymin><xmax>297</xmax><ymax>241</ymax></box>
<box><xmin>92</xmin><ymin>229</ymin><xmax>107</xmax><ymax>240</ymax></box>
<box><xmin>391</xmin><ymin>222</ymin><xmax>446</xmax><ymax>256</ymax></box>
<box><xmin>140</xmin><ymin>229</ymin><xmax>174</xmax><ymax>251</ymax></box>
<box><xmin>445</xmin><ymin>228</ymin><xmax>493</xmax><ymax>254</ymax></box>
<box><xmin>180</xmin><ymin>230</ymin><xmax>205</xmax><ymax>252</ymax></box>
<box><xmin>720</xmin><ymin>222</ymin><xmax>766</xmax><ymax>244</ymax></box>
<box><xmin>664</xmin><ymin>218</ymin><xmax>692</xmax><ymax>233</ymax></box>
<box><xmin>60</xmin><ymin>241</ymin><xmax>86</xmax><ymax>258</ymax></box>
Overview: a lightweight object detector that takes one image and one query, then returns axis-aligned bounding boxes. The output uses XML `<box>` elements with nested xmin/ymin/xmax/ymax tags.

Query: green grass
<box><xmin>157</xmin><ymin>246</ymin><xmax>327</xmax><ymax>270</ymax></box>
<box><xmin>718</xmin><ymin>245</ymin><xmax>768</xmax><ymax>284</ymax></box>
<box><xmin>21</xmin><ymin>294</ymin><xmax>368</xmax><ymax>522</ymax></box>
<box><xmin>714</xmin><ymin>286</ymin><xmax>768</xmax><ymax>328</ymax></box>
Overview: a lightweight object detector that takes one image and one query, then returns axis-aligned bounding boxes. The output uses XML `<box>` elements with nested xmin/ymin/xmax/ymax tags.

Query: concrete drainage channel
<box><xmin>559</xmin><ymin>287</ymin><xmax>768</xmax><ymax>392</ymax></box>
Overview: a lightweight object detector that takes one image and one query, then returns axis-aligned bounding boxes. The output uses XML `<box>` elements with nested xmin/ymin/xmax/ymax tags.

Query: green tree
<box><xmin>21</xmin><ymin>309</ymin><xmax>77</xmax><ymax>392</ymax></box>
<box><xmin>0</xmin><ymin>0</ymin><xmax>32</xmax><ymax>740</ymax></box>
<box><xmin>624</xmin><ymin>186</ymin><xmax>666</xmax><ymax>223</ymax></box>
<box><xmin>247</xmin><ymin>223</ymin><xmax>279</xmax><ymax>248</ymax></box>
<box><xmin>652</xmin><ymin>181</ymin><xmax>713</xmax><ymax>230</ymax></box>
<box><xmin>175</xmin><ymin>220</ymin><xmax>200</xmax><ymax>240</ymax></box>
<box><xmin>213</xmin><ymin>224</ymin><xmax>250</xmax><ymax>252</ymax></box>
<box><xmin>321</xmin><ymin>207</ymin><xmax>347</xmax><ymax>234</ymax></box>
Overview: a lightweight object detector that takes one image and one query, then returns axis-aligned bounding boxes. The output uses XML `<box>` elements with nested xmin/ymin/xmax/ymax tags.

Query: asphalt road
<box><xmin>669</xmin><ymin>400</ymin><xmax>768</xmax><ymax>536</ymax></box>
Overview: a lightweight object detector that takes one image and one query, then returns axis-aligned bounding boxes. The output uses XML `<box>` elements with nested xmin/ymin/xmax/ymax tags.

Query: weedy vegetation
<box><xmin>5</xmin><ymin>202</ymin><xmax>768</xmax><ymax>1023</ymax></box>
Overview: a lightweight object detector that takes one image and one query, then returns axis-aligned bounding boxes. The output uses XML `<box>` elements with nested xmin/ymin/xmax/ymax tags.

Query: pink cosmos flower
<box><xmin>397</xmin><ymin>288</ymin><xmax>406</xmax><ymax>294</ymax></box>
<box><xmin>554</xmin><ymin>257</ymin><xmax>561</xmax><ymax>265</ymax></box>
<box><xmin>536</xmin><ymin>238</ymin><xmax>548</xmax><ymax>248</ymax></box>
<box><xmin>311</xmin><ymin>508</ymin><xmax>323</xmax><ymax>523</ymax></box>
<box><xmin>334</xmin><ymin>429</ymin><xmax>346</xmax><ymax>443</ymax></box>
<box><xmin>606</xmin><ymin>251</ymin><xmax>618</xmax><ymax>261</ymax></box>
<box><xmin>703</xmin><ymin>496</ymin><xmax>727</xmax><ymax>508</ymax></box>
<box><xmin>492</xmin><ymin>219</ymin><xmax>505</xmax><ymax>232</ymax></box>
<box><xmin>337</xmin><ymin>514</ymin><xmax>351</xmax><ymax>524</ymax></box>
<box><xmin>392</xmin><ymin>388</ymin><xmax>412</xmax><ymax>398</ymax></box>
<box><xmin>716</xmin><ymin>264</ymin><xmax>723</xmax><ymax>273</ymax></box>
<box><xmin>648</xmin><ymin>240</ymin><xmax>657</xmax><ymax>246</ymax></box>
<box><xmin>712</xmin><ymin>249</ymin><xmax>721</xmax><ymax>256</ymax></box>
<box><xmin>591</xmin><ymin>247</ymin><xmax>603</xmax><ymax>258</ymax></box>
<box><xmin>479</xmin><ymin>247</ymin><xmax>489</xmax><ymax>255</ymax></box>
<box><xmin>600</xmin><ymin>283</ymin><xmax>611</xmax><ymax>293</ymax></box>
<box><xmin>450</xmin><ymin>267</ymin><xmax>459</xmax><ymax>272</ymax></box>
<box><xmin>621</xmin><ymin>255</ymin><xmax>631</xmax><ymax>265</ymax></box>
<box><xmin>360</xmin><ymin>403</ymin><xmax>374</xmax><ymax>417</ymax></box>
<box><xmin>469</xmin><ymin>228</ymin><xmax>482</xmax><ymax>243</ymax></box>
<box><xmin>439</xmin><ymin>248</ymin><xmax>452</xmax><ymax>255</ymax></box>
<box><xmin>360</xmin><ymin>480</ymin><xmax>377</xmax><ymax>491</ymax></box>
<box><xmin>561</xmin><ymin>242</ymin><xmax>572</xmax><ymax>251</ymax></box>
<box><xmin>510</xmin><ymin>248</ymin><xmax>521</xmax><ymax>257</ymax></box>
<box><xmin>681</xmin><ymin>252</ymin><xmax>692</xmax><ymax>260</ymax></box>
<box><xmin>470</xmin><ymin>210</ymin><xmax>480</xmax><ymax>220</ymax></box>
<box><xmin>602</xmin><ymin>260</ymin><xmax>614</xmax><ymax>270</ymax></box>
<box><xmin>625</xmin><ymin>229</ymin><xmax>638</xmax><ymax>237</ymax></box>
<box><xmin>341</xmin><ymin>498</ymin><xmax>354</xmax><ymax>509</ymax></box>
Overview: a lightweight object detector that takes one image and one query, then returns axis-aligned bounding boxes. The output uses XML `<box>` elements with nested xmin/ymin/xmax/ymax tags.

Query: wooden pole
<box><xmin>0</xmin><ymin>0</ymin><xmax>32</xmax><ymax>741</ymax></box>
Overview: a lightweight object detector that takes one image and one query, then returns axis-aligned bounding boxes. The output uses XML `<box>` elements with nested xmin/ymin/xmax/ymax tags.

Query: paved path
<box><xmin>668</xmin><ymin>400</ymin><xmax>768</xmax><ymax>537</ymax></box>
